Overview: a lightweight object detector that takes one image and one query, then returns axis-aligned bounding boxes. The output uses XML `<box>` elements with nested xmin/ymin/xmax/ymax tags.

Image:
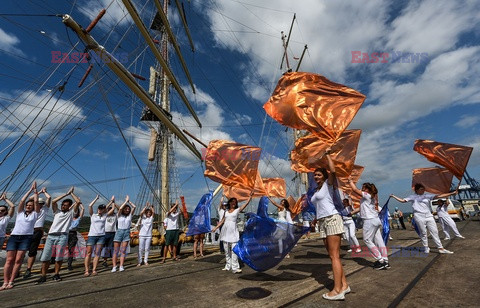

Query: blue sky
<box><xmin>0</xmin><ymin>0</ymin><xmax>479</xmax><ymax>221</ymax></box>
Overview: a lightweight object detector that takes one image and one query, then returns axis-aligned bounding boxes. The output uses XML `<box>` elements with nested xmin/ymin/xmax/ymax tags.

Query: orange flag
<box><xmin>286</xmin><ymin>195</ymin><xmax>296</xmax><ymax>209</ymax></box>
<box><xmin>223</xmin><ymin>172</ymin><xmax>265</xmax><ymax>202</ymax></box>
<box><xmin>337</xmin><ymin>165</ymin><xmax>364</xmax><ymax>208</ymax></box>
<box><xmin>264</xmin><ymin>72</ymin><xmax>366</xmax><ymax>141</ymax></box>
<box><xmin>290</xmin><ymin>195</ymin><xmax>307</xmax><ymax>217</ymax></box>
<box><xmin>412</xmin><ymin>167</ymin><xmax>454</xmax><ymax>195</ymax></box>
<box><xmin>413</xmin><ymin>139</ymin><xmax>473</xmax><ymax>180</ymax></box>
<box><xmin>204</xmin><ymin>140</ymin><xmax>262</xmax><ymax>189</ymax></box>
<box><xmin>262</xmin><ymin>178</ymin><xmax>286</xmax><ymax>198</ymax></box>
<box><xmin>291</xmin><ymin>129</ymin><xmax>361</xmax><ymax>177</ymax></box>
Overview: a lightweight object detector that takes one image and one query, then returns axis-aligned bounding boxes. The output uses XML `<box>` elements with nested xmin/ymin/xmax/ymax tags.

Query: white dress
<box><xmin>219</xmin><ymin>209</ymin><xmax>240</xmax><ymax>243</ymax></box>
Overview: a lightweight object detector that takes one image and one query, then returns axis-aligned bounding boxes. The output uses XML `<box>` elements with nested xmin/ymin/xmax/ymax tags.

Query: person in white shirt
<box><xmin>2</xmin><ymin>182</ymin><xmax>41</xmax><ymax>290</ymax></box>
<box><xmin>391</xmin><ymin>183</ymin><xmax>457</xmax><ymax>254</ymax></box>
<box><xmin>436</xmin><ymin>199</ymin><xmax>464</xmax><ymax>240</ymax></box>
<box><xmin>35</xmin><ymin>187</ymin><xmax>80</xmax><ymax>284</ymax></box>
<box><xmin>84</xmin><ymin>195</ymin><xmax>115</xmax><ymax>276</ymax></box>
<box><xmin>310</xmin><ymin>149</ymin><xmax>349</xmax><ymax>301</ymax></box>
<box><xmin>23</xmin><ymin>187</ymin><xmax>51</xmax><ymax>280</ymax></box>
<box><xmin>67</xmin><ymin>203</ymin><xmax>84</xmax><ymax>271</ymax></box>
<box><xmin>136</xmin><ymin>203</ymin><xmax>154</xmax><ymax>266</ymax></box>
<box><xmin>349</xmin><ymin>180</ymin><xmax>388</xmax><ymax>270</ymax></box>
<box><xmin>341</xmin><ymin>198</ymin><xmax>361</xmax><ymax>253</ymax></box>
<box><xmin>102</xmin><ymin>201</ymin><xmax>119</xmax><ymax>268</ymax></box>
<box><xmin>161</xmin><ymin>202</ymin><xmax>181</xmax><ymax>263</ymax></box>
<box><xmin>0</xmin><ymin>193</ymin><xmax>15</xmax><ymax>252</ymax></box>
<box><xmin>111</xmin><ymin>196</ymin><xmax>136</xmax><ymax>272</ymax></box>
<box><xmin>212</xmin><ymin>195</ymin><xmax>252</xmax><ymax>274</ymax></box>
<box><xmin>268</xmin><ymin>197</ymin><xmax>294</xmax><ymax>258</ymax></box>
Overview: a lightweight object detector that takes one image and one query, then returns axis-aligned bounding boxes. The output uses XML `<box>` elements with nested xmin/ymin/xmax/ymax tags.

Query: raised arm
<box><xmin>348</xmin><ymin>177</ymin><xmax>363</xmax><ymax>196</ymax></box>
<box><xmin>325</xmin><ymin>148</ymin><xmax>336</xmax><ymax>186</ymax></box>
<box><xmin>267</xmin><ymin>197</ymin><xmax>283</xmax><ymax>210</ymax></box>
<box><xmin>117</xmin><ymin>195</ymin><xmax>130</xmax><ymax>217</ymax></box>
<box><xmin>167</xmin><ymin>201</ymin><xmax>179</xmax><ymax>216</ymax></box>
<box><xmin>88</xmin><ymin>195</ymin><xmax>99</xmax><ymax>216</ymax></box>
<box><xmin>106</xmin><ymin>196</ymin><xmax>116</xmax><ymax>216</ymax></box>
<box><xmin>128</xmin><ymin>200</ymin><xmax>137</xmax><ymax>216</ymax></box>
<box><xmin>52</xmin><ymin>186</ymin><xmax>74</xmax><ymax>212</ymax></box>
<box><xmin>39</xmin><ymin>187</ymin><xmax>52</xmax><ymax>208</ymax></box>
<box><xmin>147</xmin><ymin>202</ymin><xmax>155</xmax><ymax>216</ymax></box>
<box><xmin>78</xmin><ymin>203</ymin><xmax>85</xmax><ymax>218</ymax></box>
<box><xmin>19</xmin><ymin>182</ymin><xmax>36</xmax><ymax>213</ymax></box>
<box><xmin>70</xmin><ymin>188</ymin><xmax>81</xmax><ymax>212</ymax></box>
<box><xmin>239</xmin><ymin>194</ymin><xmax>253</xmax><ymax>212</ymax></box>
<box><xmin>1</xmin><ymin>193</ymin><xmax>15</xmax><ymax>218</ymax></box>
<box><xmin>390</xmin><ymin>194</ymin><xmax>407</xmax><ymax>203</ymax></box>
<box><xmin>436</xmin><ymin>190</ymin><xmax>458</xmax><ymax>199</ymax></box>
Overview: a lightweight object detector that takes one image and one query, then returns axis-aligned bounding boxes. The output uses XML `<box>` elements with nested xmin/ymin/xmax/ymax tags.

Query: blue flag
<box><xmin>186</xmin><ymin>192</ymin><xmax>213</xmax><ymax>236</ymax></box>
<box><xmin>233</xmin><ymin>197</ymin><xmax>310</xmax><ymax>271</ymax></box>
<box><xmin>378</xmin><ymin>197</ymin><xmax>391</xmax><ymax>245</ymax></box>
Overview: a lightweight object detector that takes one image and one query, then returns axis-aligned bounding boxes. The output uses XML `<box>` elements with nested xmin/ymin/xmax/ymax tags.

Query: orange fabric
<box><xmin>413</xmin><ymin>139</ymin><xmax>473</xmax><ymax>179</ymax></box>
<box><xmin>291</xmin><ymin>129</ymin><xmax>362</xmax><ymax>177</ymax></box>
<box><xmin>412</xmin><ymin>167</ymin><xmax>454</xmax><ymax>194</ymax></box>
<box><xmin>286</xmin><ymin>195</ymin><xmax>296</xmax><ymax>209</ymax></box>
<box><xmin>264</xmin><ymin>72</ymin><xmax>366</xmax><ymax>141</ymax></box>
<box><xmin>337</xmin><ymin>165</ymin><xmax>364</xmax><ymax>208</ymax></box>
<box><xmin>204</xmin><ymin>140</ymin><xmax>262</xmax><ymax>189</ymax></box>
<box><xmin>223</xmin><ymin>172</ymin><xmax>265</xmax><ymax>202</ymax></box>
<box><xmin>291</xmin><ymin>195</ymin><xmax>307</xmax><ymax>217</ymax></box>
<box><xmin>262</xmin><ymin>178</ymin><xmax>287</xmax><ymax>198</ymax></box>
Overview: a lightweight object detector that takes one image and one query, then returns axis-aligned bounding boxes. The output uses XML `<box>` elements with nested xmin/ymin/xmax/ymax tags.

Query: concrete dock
<box><xmin>1</xmin><ymin>219</ymin><xmax>478</xmax><ymax>307</ymax></box>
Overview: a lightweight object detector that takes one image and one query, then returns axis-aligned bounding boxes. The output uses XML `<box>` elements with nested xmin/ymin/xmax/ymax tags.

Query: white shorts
<box><xmin>318</xmin><ymin>214</ymin><xmax>344</xmax><ymax>238</ymax></box>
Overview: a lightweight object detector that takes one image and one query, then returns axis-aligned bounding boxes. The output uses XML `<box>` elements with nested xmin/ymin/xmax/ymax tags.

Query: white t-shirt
<box><xmin>166</xmin><ymin>211</ymin><xmax>180</xmax><ymax>230</ymax></box>
<box><xmin>88</xmin><ymin>213</ymin><xmax>107</xmax><ymax>236</ymax></box>
<box><xmin>139</xmin><ymin>215</ymin><xmax>153</xmax><ymax>237</ymax></box>
<box><xmin>105</xmin><ymin>215</ymin><xmax>117</xmax><ymax>232</ymax></box>
<box><xmin>34</xmin><ymin>206</ymin><xmax>48</xmax><ymax>228</ymax></box>
<box><xmin>0</xmin><ymin>216</ymin><xmax>11</xmax><ymax>237</ymax></box>
<box><xmin>360</xmin><ymin>192</ymin><xmax>378</xmax><ymax>219</ymax></box>
<box><xmin>437</xmin><ymin>203</ymin><xmax>449</xmax><ymax>218</ymax></box>
<box><xmin>12</xmin><ymin>211</ymin><xmax>39</xmax><ymax>235</ymax></box>
<box><xmin>405</xmin><ymin>192</ymin><xmax>435</xmax><ymax>216</ymax></box>
<box><xmin>49</xmin><ymin>208</ymin><xmax>74</xmax><ymax>234</ymax></box>
<box><xmin>117</xmin><ymin>214</ymin><xmax>133</xmax><ymax>230</ymax></box>
<box><xmin>311</xmin><ymin>182</ymin><xmax>338</xmax><ymax>219</ymax></box>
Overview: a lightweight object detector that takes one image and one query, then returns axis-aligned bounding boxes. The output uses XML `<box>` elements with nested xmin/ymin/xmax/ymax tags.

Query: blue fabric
<box><xmin>186</xmin><ymin>192</ymin><xmax>213</xmax><ymax>236</ymax></box>
<box><xmin>411</xmin><ymin>218</ymin><xmax>421</xmax><ymax>236</ymax></box>
<box><xmin>303</xmin><ymin>173</ymin><xmax>345</xmax><ymax>219</ymax></box>
<box><xmin>233</xmin><ymin>197</ymin><xmax>310</xmax><ymax>272</ymax></box>
<box><xmin>378</xmin><ymin>197</ymin><xmax>391</xmax><ymax>245</ymax></box>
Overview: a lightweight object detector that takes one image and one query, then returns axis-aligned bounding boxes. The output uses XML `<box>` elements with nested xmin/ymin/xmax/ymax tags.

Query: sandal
<box><xmin>92</xmin><ymin>271</ymin><xmax>98</xmax><ymax>276</ymax></box>
<box><xmin>0</xmin><ymin>283</ymin><xmax>8</xmax><ymax>291</ymax></box>
<box><xmin>136</xmin><ymin>264</ymin><xmax>141</xmax><ymax>267</ymax></box>
<box><xmin>84</xmin><ymin>271</ymin><xmax>90</xmax><ymax>277</ymax></box>
<box><xmin>161</xmin><ymin>259</ymin><xmax>165</xmax><ymax>264</ymax></box>
<box><xmin>5</xmin><ymin>282</ymin><xmax>14</xmax><ymax>289</ymax></box>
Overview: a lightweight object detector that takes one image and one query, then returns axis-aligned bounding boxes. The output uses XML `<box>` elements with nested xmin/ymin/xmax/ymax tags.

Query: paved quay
<box><xmin>1</xmin><ymin>219</ymin><xmax>478</xmax><ymax>307</ymax></box>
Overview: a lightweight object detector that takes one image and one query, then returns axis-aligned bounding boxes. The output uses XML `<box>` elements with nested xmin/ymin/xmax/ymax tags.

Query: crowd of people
<box><xmin>0</xmin><ymin>169</ymin><xmax>466</xmax><ymax>301</ymax></box>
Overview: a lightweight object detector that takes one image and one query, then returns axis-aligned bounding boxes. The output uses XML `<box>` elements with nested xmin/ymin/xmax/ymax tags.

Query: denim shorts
<box><xmin>40</xmin><ymin>234</ymin><xmax>68</xmax><ymax>262</ymax></box>
<box><xmin>86</xmin><ymin>235</ymin><xmax>105</xmax><ymax>246</ymax></box>
<box><xmin>6</xmin><ymin>234</ymin><xmax>33</xmax><ymax>251</ymax></box>
<box><xmin>114</xmin><ymin>229</ymin><xmax>131</xmax><ymax>242</ymax></box>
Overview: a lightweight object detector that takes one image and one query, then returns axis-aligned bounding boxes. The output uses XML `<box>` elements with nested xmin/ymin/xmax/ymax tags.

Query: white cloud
<box><xmin>0</xmin><ymin>27</ymin><xmax>25</xmax><ymax>57</ymax></box>
<box><xmin>455</xmin><ymin>115</ymin><xmax>480</xmax><ymax>129</ymax></box>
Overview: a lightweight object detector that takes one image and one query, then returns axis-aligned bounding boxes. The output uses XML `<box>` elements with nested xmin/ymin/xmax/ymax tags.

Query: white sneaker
<box><xmin>355</xmin><ymin>248</ymin><xmax>362</xmax><ymax>253</ymax></box>
<box><xmin>444</xmin><ymin>237</ymin><xmax>451</xmax><ymax>240</ymax></box>
<box><xmin>347</xmin><ymin>249</ymin><xmax>352</xmax><ymax>253</ymax></box>
<box><xmin>233</xmin><ymin>269</ymin><xmax>242</xmax><ymax>274</ymax></box>
<box><xmin>119</xmin><ymin>266</ymin><xmax>125</xmax><ymax>272</ymax></box>
<box><xmin>111</xmin><ymin>266</ymin><xmax>117</xmax><ymax>273</ymax></box>
<box><xmin>424</xmin><ymin>247</ymin><xmax>430</xmax><ymax>254</ymax></box>
<box><xmin>439</xmin><ymin>249</ymin><xmax>453</xmax><ymax>254</ymax></box>
<box><xmin>221</xmin><ymin>267</ymin><xmax>230</xmax><ymax>271</ymax></box>
<box><xmin>456</xmin><ymin>235</ymin><xmax>465</xmax><ymax>239</ymax></box>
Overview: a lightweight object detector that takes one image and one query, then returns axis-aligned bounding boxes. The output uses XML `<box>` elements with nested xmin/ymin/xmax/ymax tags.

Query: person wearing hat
<box><xmin>23</xmin><ymin>187</ymin><xmax>51</xmax><ymax>280</ymax></box>
<box><xmin>34</xmin><ymin>187</ymin><xmax>80</xmax><ymax>284</ymax></box>
<box><xmin>84</xmin><ymin>195</ymin><xmax>115</xmax><ymax>276</ymax></box>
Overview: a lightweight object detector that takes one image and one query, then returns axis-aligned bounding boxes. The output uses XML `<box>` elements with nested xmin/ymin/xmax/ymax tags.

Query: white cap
<box><xmin>38</xmin><ymin>197</ymin><xmax>45</xmax><ymax>204</ymax></box>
